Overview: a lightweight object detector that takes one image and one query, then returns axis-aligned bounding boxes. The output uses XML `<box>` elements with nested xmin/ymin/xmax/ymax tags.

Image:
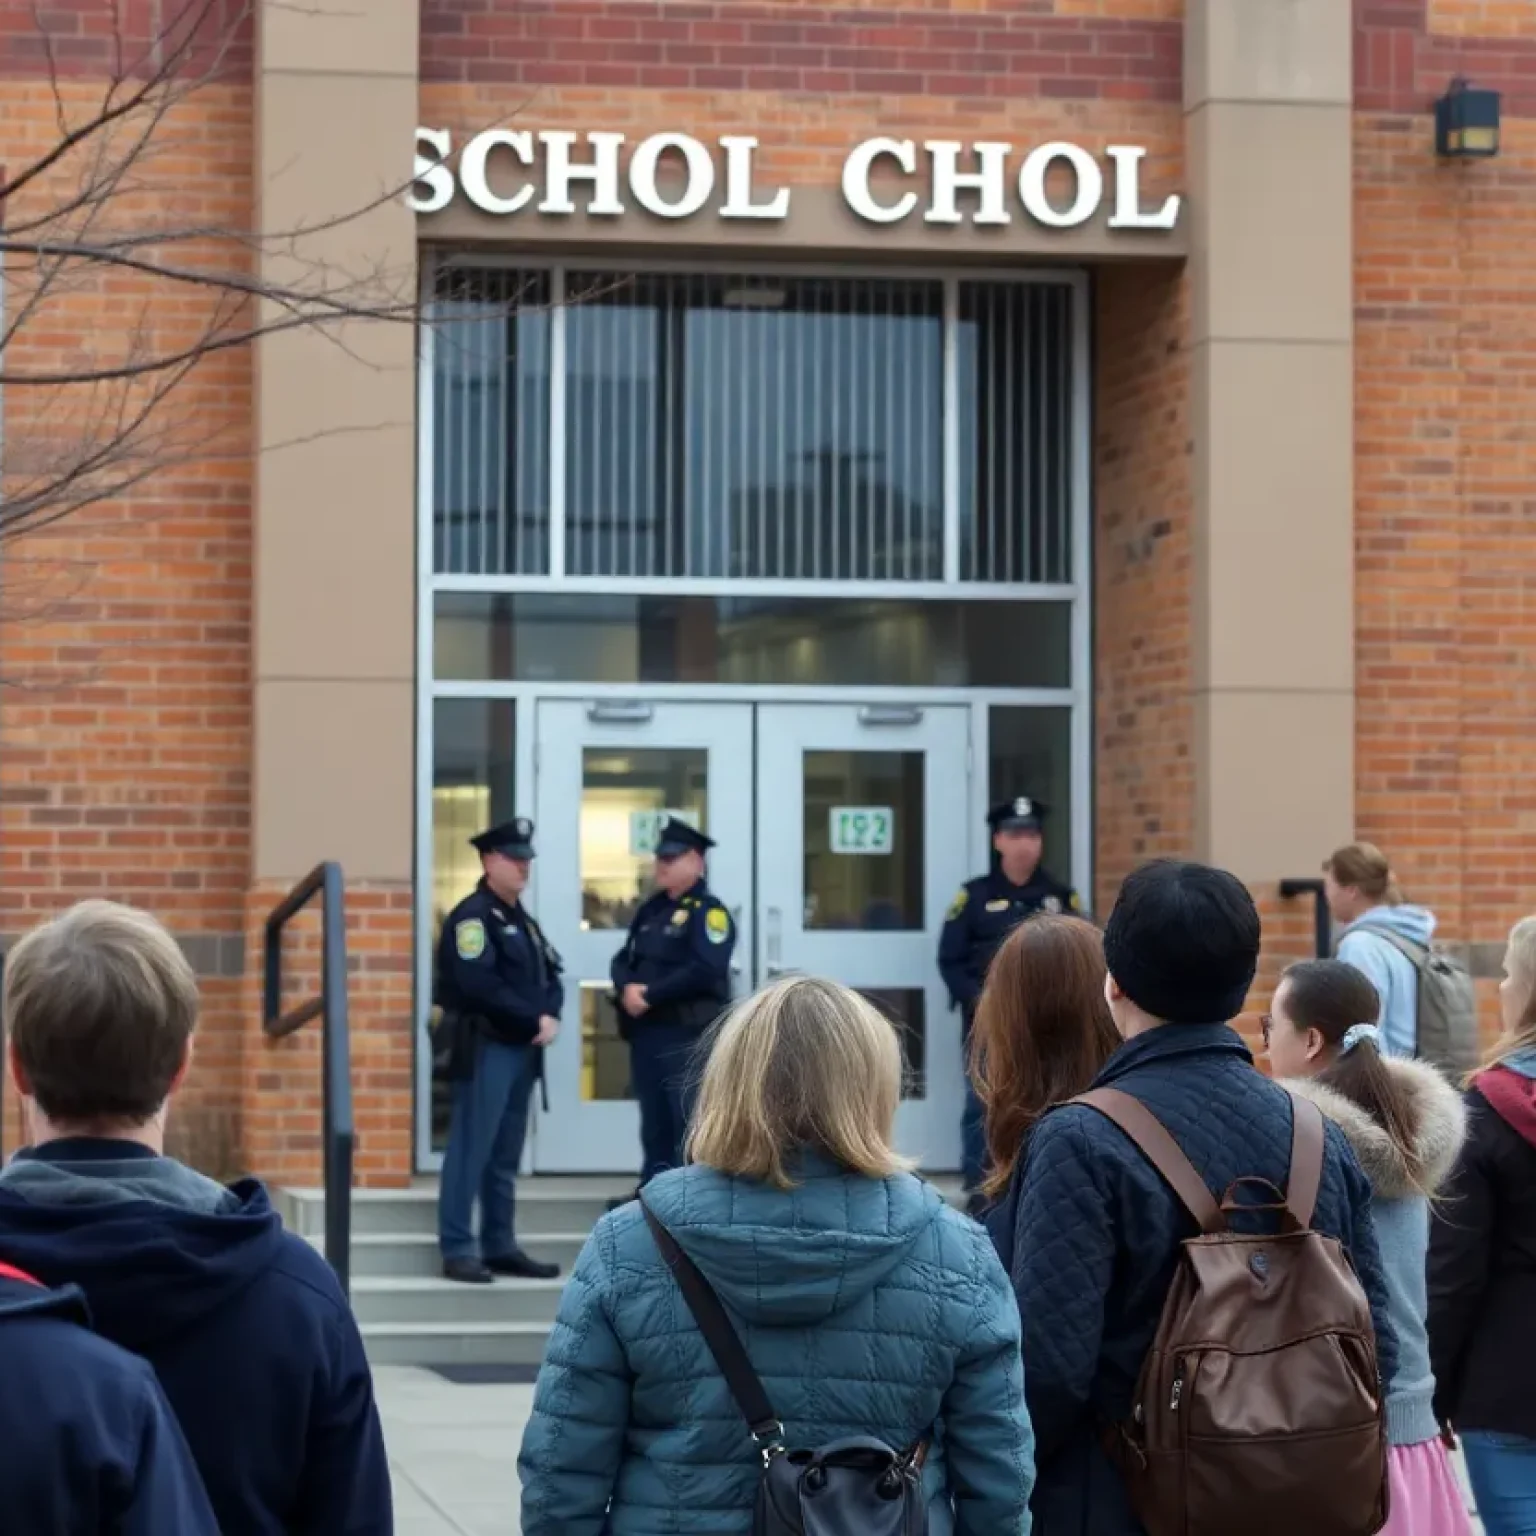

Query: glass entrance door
<box><xmin>532</xmin><ymin>699</ymin><xmax>753</xmax><ymax>1173</ymax></box>
<box><xmin>755</xmin><ymin>704</ymin><xmax>971</xmax><ymax>1169</ymax></box>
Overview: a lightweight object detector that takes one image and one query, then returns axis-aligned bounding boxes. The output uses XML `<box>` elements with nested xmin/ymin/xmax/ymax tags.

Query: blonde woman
<box><xmin>518</xmin><ymin>976</ymin><xmax>1035</xmax><ymax>1535</ymax></box>
<box><xmin>1429</xmin><ymin>917</ymin><xmax>1536</xmax><ymax>1535</ymax></box>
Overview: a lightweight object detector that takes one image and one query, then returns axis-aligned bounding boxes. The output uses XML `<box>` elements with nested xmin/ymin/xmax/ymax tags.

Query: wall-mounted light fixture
<box><xmin>1435</xmin><ymin>77</ymin><xmax>1501</xmax><ymax>159</ymax></box>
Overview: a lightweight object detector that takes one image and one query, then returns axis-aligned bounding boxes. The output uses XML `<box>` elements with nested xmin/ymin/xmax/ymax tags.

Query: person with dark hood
<box><xmin>0</xmin><ymin>900</ymin><xmax>391</xmax><ymax>1536</ymax></box>
<box><xmin>0</xmin><ymin>1259</ymin><xmax>219</xmax><ymax>1534</ymax></box>
<box><xmin>996</xmin><ymin>859</ymin><xmax>1396</xmax><ymax>1535</ymax></box>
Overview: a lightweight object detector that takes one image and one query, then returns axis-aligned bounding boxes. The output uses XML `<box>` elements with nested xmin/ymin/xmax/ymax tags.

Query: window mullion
<box><xmin>548</xmin><ymin>267</ymin><xmax>568</xmax><ymax>578</ymax></box>
<box><xmin>942</xmin><ymin>276</ymin><xmax>961</xmax><ymax>585</ymax></box>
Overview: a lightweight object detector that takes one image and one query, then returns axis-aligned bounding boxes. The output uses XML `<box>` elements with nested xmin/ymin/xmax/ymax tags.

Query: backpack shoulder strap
<box><xmin>1286</xmin><ymin>1092</ymin><xmax>1325</xmax><ymax>1231</ymax></box>
<box><xmin>1071</xmin><ymin>1088</ymin><xmax>1225</xmax><ymax>1234</ymax></box>
<box><xmin>1348</xmin><ymin>923</ymin><xmax>1428</xmax><ymax>967</ymax></box>
<box><xmin>640</xmin><ymin>1200</ymin><xmax>783</xmax><ymax>1450</ymax></box>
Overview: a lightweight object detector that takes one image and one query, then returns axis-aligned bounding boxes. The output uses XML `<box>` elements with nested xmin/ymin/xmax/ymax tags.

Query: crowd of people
<box><xmin>520</xmin><ymin>853</ymin><xmax>1536</xmax><ymax>1536</ymax></box>
<box><xmin>0</xmin><ymin>846</ymin><xmax>1528</xmax><ymax>1535</ymax></box>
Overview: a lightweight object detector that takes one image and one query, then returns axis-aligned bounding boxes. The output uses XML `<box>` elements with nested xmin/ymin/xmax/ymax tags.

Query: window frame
<box><xmin>425</xmin><ymin>253</ymin><xmax>1086</xmax><ymax>592</ymax></box>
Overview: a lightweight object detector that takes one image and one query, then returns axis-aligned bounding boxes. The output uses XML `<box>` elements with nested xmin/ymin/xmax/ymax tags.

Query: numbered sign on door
<box><xmin>629</xmin><ymin>808</ymin><xmax>689</xmax><ymax>857</ymax></box>
<box><xmin>829</xmin><ymin>806</ymin><xmax>894</xmax><ymax>856</ymax></box>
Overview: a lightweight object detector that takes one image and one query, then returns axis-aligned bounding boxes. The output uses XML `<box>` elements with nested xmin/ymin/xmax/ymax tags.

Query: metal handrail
<box><xmin>1279</xmin><ymin>877</ymin><xmax>1332</xmax><ymax>961</ymax></box>
<box><xmin>263</xmin><ymin>862</ymin><xmax>354</xmax><ymax>1299</ymax></box>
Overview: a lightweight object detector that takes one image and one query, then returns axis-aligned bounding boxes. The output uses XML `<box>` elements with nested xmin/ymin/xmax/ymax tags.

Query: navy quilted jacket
<box><xmin>991</xmin><ymin>1024</ymin><xmax>1397</xmax><ymax>1536</ymax></box>
<box><xmin>518</xmin><ymin>1156</ymin><xmax>1035</xmax><ymax>1534</ymax></box>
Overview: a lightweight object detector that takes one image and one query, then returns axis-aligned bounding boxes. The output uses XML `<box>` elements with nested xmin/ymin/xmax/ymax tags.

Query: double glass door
<box><xmin>530</xmin><ymin>697</ymin><xmax>970</xmax><ymax>1173</ymax></box>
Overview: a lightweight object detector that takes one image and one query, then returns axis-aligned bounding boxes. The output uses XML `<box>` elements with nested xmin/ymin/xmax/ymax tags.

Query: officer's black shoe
<box><xmin>485</xmin><ymin>1248</ymin><xmax>559</xmax><ymax>1281</ymax></box>
<box><xmin>606</xmin><ymin>1189</ymin><xmax>641</xmax><ymax>1212</ymax></box>
<box><xmin>443</xmin><ymin>1258</ymin><xmax>495</xmax><ymax>1285</ymax></box>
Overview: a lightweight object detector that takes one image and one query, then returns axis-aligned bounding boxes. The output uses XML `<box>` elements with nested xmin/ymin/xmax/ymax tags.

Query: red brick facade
<box><xmin>2</xmin><ymin>0</ymin><xmax>1532</xmax><ymax>1182</ymax></box>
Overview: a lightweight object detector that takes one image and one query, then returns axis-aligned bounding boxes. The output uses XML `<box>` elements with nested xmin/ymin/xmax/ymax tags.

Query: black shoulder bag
<box><xmin>641</xmin><ymin>1200</ymin><xmax>929</xmax><ymax>1536</ymax></box>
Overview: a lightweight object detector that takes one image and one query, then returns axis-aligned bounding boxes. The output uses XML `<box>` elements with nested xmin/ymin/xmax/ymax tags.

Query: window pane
<box><xmin>861</xmin><ymin>989</ymin><xmax>926</xmax><ymax>1100</ymax></box>
<box><xmin>802</xmin><ymin>750</ymin><xmax>924</xmax><ymax>931</ymax></box>
<box><xmin>564</xmin><ymin>273</ymin><xmax>944</xmax><ymax>580</ymax></box>
<box><xmin>988</xmin><ymin>706</ymin><xmax>1075</xmax><ymax>890</ymax></box>
<box><xmin>580</xmin><ymin>984</ymin><xmax>633</xmax><ymax>1102</ymax></box>
<box><xmin>958</xmin><ymin>282</ymin><xmax>1074</xmax><ymax>585</ymax></box>
<box><xmin>580</xmin><ymin>747</ymin><xmax>707</xmax><ymax>931</ymax></box>
<box><xmin>430</xmin><ymin>699</ymin><xmax>516</xmax><ymax>1150</ymax></box>
<box><xmin>435</xmin><ymin>593</ymin><xmax>1070</xmax><ymax>689</ymax></box>
<box><xmin>432</xmin><ymin>268</ymin><xmax>551</xmax><ymax>575</ymax></box>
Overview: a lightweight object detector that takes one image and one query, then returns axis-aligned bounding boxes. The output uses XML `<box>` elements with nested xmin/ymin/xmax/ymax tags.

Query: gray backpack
<box><xmin>1351</xmin><ymin>924</ymin><xmax>1479</xmax><ymax>1077</ymax></box>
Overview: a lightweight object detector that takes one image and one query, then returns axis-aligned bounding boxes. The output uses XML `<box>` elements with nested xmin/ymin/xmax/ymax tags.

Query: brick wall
<box><xmin>0</xmin><ymin>71</ymin><xmax>255</xmax><ymax>1168</ymax></box>
<box><xmin>1353</xmin><ymin>0</ymin><xmax>1536</xmax><ymax>1039</ymax></box>
<box><xmin>1091</xmin><ymin>261</ymin><xmax>1194</xmax><ymax>911</ymax></box>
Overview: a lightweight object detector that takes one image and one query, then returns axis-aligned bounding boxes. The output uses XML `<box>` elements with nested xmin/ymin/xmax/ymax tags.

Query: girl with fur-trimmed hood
<box><xmin>1268</xmin><ymin>958</ymin><xmax>1472</xmax><ymax>1536</ymax></box>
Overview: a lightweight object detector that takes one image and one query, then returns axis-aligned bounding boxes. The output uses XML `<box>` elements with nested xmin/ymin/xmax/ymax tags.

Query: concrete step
<box><xmin>308</xmin><ymin>1230</ymin><xmax>590</xmax><ymax>1278</ymax></box>
<box><xmin>284</xmin><ymin>1174</ymin><xmax>972</xmax><ymax>1369</ymax></box>
<box><xmin>277</xmin><ymin>1177</ymin><xmax>634</xmax><ymax>1239</ymax></box>
<box><xmin>360</xmin><ymin>1321</ymin><xmax>553</xmax><ymax>1368</ymax></box>
<box><xmin>351</xmin><ymin>1276</ymin><xmax>564</xmax><ymax>1327</ymax></box>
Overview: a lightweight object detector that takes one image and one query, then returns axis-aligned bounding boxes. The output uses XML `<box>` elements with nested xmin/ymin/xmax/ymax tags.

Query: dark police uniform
<box><xmin>938</xmin><ymin>796</ymin><xmax>1080</xmax><ymax>1200</ymax></box>
<box><xmin>435</xmin><ymin>817</ymin><xmax>563</xmax><ymax>1283</ymax></box>
<box><xmin>611</xmin><ymin>817</ymin><xmax>736</xmax><ymax>1187</ymax></box>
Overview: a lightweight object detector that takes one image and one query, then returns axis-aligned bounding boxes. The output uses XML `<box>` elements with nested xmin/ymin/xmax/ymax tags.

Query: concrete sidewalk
<box><xmin>378</xmin><ymin>1364</ymin><xmax>1484</xmax><ymax>1536</ymax></box>
<box><xmin>380</xmin><ymin>1367</ymin><xmax>531</xmax><ymax>1536</ymax></box>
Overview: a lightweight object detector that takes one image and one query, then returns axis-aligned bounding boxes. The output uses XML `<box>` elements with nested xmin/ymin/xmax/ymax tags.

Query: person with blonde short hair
<box><xmin>520</xmin><ymin>975</ymin><xmax>1036</xmax><ymax>1535</ymax></box>
<box><xmin>0</xmin><ymin>901</ymin><xmax>391</xmax><ymax>1536</ymax></box>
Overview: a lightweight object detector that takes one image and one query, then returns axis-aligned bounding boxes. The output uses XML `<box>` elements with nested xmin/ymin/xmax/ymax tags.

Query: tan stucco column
<box><xmin>247</xmin><ymin>0</ymin><xmax>420</xmax><ymax>1185</ymax></box>
<box><xmin>1186</xmin><ymin>0</ymin><xmax>1355</xmax><ymax>881</ymax></box>
<box><xmin>253</xmin><ymin>0</ymin><xmax>418</xmax><ymax>885</ymax></box>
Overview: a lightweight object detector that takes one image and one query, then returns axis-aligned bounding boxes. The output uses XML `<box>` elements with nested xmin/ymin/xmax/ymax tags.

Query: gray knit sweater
<box><xmin>1283</xmin><ymin>1059</ymin><xmax>1467</xmax><ymax>1448</ymax></box>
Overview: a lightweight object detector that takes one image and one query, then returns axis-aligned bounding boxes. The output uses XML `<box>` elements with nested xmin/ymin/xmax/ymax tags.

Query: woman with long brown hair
<box><xmin>969</xmin><ymin>913</ymin><xmax>1120</xmax><ymax>1211</ymax></box>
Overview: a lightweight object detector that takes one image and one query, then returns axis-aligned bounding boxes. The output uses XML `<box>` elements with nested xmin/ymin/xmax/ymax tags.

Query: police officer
<box><xmin>435</xmin><ymin>818</ymin><xmax>563</xmax><ymax>1285</ymax></box>
<box><xmin>938</xmin><ymin>795</ymin><xmax>1080</xmax><ymax>1215</ymax></box>
<box><xmin>610</xmin><ymin>817</ymin><xmax>736</xmax><ymax>1200</ymax></box>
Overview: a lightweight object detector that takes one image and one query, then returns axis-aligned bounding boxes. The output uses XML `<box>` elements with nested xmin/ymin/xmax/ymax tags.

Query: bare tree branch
<box><xmin>0</xmin><ymin>0</ymin><xmax>534</xmax><ymax>561</ymax></box>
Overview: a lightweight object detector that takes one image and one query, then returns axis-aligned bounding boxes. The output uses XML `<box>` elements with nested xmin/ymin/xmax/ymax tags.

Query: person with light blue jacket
<box><xmin>518</xmin><ymin>975</ymin><xmax>1035</xmax><ymax>1535</ymax></box>
<box><xmin>1325</xmin><ymin>841</ymin><xmax>1437</xmax><ymax>1059</ymax></box>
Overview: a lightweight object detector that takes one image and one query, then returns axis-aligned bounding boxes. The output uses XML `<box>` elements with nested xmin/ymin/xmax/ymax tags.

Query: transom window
<box><xmin>429</xmin><ymin>264</ymin><xmax>1076</xmax><ymax>586</ymax></box>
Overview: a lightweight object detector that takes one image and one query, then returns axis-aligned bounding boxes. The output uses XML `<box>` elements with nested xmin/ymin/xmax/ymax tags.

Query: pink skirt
<box><xmin>1381</xmin><ymin>1438</ymin><xmax>1476</xmax><ymax>1536</ymax></box>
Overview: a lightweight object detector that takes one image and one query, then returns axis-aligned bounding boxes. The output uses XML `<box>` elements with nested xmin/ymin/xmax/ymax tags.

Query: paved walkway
<box><xmin>379</xmin><ymin>1365</ymin><xmax>1484</xmax><ymax>1536</ymax></box>
<box><xmin>381</xmin><ymin>1367</ymin><xmax>531</xmax><ymax>1536</ymax></box>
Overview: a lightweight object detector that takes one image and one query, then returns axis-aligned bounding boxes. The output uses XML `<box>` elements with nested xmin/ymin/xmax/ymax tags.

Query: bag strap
<box><xmin>640</xmin><ymin>1200</ymin><xmax>784</xmax><ymax>1455</ymax></box>
<box><xmin>1348</xmin><ymin>923</ymin><xmax>1428</xmax><ymax>967</ymax></box>
<box><xmin>1285</xmin><ymin>1092</ymin><xmax>1324</xmax><ymax>1232</ymax></box>
<box><xmin>1071</xmin><ymin>1088</ymin><xmax>1226</xmax><ymax>1235</ymax></box>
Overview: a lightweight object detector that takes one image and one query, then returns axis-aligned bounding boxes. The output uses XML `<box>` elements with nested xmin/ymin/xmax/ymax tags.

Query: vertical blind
<box><xmin>431</xmin><ymin>266</ymin><xmax>1075</xmax><ymax>585</ymax></box>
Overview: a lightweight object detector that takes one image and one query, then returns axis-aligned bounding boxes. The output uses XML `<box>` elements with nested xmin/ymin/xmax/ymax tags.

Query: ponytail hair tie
<box><xmin>1341</xmin><ymin>1023</ymin><xmax>1381</xmax><ymax>1055</ymax></box>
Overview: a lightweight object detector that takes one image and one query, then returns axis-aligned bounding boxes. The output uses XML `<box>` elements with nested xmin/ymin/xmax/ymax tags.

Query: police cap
<box><xmin>654</xmin><ymin>817</ymin><xmax>715</xmax><ymax>859</ymax></box>
<box><xmin>987</xmin><ymin>796</ymin><xmax>1047</xmax><ymax>833</ymax></box>
<box><xmin>470</xmin><ymin>818</ymin><xmax>536</xmax><ymax>860</ymax></box>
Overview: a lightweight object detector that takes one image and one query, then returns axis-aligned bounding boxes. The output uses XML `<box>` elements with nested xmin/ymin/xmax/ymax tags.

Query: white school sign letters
<box><xmin>410</xmin><ymin>128</ymin><xmax>1181</xmax><ymax>232</ymax></box>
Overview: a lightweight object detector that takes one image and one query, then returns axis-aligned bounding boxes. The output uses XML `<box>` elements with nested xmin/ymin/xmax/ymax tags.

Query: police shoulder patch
<box><xmin>705</xmin><ymin>906</ymin><xmax>731</xmax><ymax>944</ymax></box>
<box><xmin>946</xmin><ymin>888</ymin><xmax>969</xmax><ymax>921</ymax></box>
<box><xmin>1069</xmin><ymin>890</ymin><xmax>1082</xmax><ymax>912</ymax></box>
<box><xmin>455</xmin><ymin>918</ymin><xmax>487</xmax><ymax>961</ymax></box>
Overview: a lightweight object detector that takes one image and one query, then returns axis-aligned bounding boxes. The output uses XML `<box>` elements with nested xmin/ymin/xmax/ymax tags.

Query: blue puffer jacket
<box><xmin>518</xmin><ymin>1156</ymin><xmax>1035</xmax><ymax>1534</ymax></box>
<box><xmin>990</xmin><ymin>1024</ymin><xmax>1397</xmax><ymax>1536</ymax></box>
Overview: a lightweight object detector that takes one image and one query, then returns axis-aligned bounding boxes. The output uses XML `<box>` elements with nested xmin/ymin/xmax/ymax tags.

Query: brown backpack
<box><xmin>1072</xmin><ymin>1087</ymin><xmax>1390</xmax><ymax>1536</ymax></box>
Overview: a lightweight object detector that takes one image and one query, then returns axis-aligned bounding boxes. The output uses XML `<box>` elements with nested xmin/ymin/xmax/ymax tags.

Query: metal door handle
<box><xmin>765</xmin><ymin>906</ymin><xmax>783</xmax><ymax>977</ymax></box>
